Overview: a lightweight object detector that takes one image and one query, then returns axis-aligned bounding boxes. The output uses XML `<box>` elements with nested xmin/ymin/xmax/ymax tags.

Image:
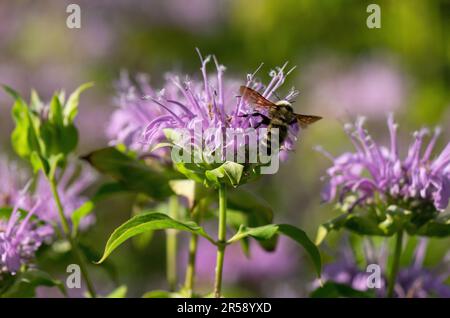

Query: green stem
<box><xmin>166</xmin><ymin>195</ymin><xmax>179</xmax><ymax>291</ymax></box>
<box><xmin>184</xmin><ymin>232</ymin><xmax>198</xmax><ymax>297</ymax></box>
<box><xmin>387</xmin><ymin>231</ymin><xmax>403</xmax><ymax>298</ymax></box>
<box><xmin>49</xmin><ymin>178</ymin><xmax>97</xmax><ymax>298</ymax></box>
<box><xmin>213</xmin><ymin>184</ymin><xmax>227</xmax><ymax>298</ymax></box>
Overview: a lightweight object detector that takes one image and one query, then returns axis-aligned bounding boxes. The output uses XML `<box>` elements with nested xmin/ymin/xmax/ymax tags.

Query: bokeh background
<box><xmin>0</xmin><ymin>0</ymin><xmax>449</xmax><ymax>297</ymax></box>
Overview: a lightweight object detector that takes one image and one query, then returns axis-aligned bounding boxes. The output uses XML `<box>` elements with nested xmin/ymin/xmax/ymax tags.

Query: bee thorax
<box><xmin>274</xmin><ymin>100</ymin><xmax>292</xmax><ymax>107</ymax></box>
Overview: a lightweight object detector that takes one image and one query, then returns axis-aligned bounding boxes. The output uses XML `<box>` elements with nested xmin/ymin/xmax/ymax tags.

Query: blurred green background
<box><xmin>0</xmin><ymin>0</ymin><xmax>449</xmax><ymax>297</ymax></box>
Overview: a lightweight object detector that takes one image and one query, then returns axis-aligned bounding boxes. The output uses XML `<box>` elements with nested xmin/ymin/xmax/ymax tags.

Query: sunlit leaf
<box><xmin>64</xmin><ymin>82</ymin><xmax>94</xmax><ymax>123</ymax></box>
<box><xmin>71</xmin><ymin>201</ymin><xmax>95</xmax><ymax>236</ymax></box>
<box><xmin>97</xmin><ymin>212</ymin><xmax>215</xmax><ymax>263</ymax></box>
<box><xmin>205</xmin><ymin>161</ymin><xmax>244</xmax><ymax>187</ymax></box>
<box><xmin>228</xmin><ymin>223</ymin><xmax>322</xmax><ymax>276</ymax></box>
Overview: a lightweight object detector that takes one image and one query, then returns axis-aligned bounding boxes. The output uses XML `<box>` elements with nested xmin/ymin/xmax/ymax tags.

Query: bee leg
<box><xmin>238</xmin><ymin>113</ymin><xmax>261</xmax><ymax>118</ymax></box>
<box><xmin>254</xmin><ymin>115</ymin><xmax>271</xmax><ymax>128</ymax></box>
<box><xmin>239</xmin><ymin>113</ymin><xmax>271</xmax><ymax>128</ymax></box>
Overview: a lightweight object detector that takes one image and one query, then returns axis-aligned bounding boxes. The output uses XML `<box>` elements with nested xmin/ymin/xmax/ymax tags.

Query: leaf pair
<box><xmin>96</xmin><ymin>212</ymin><xmax>322</xmax><ymax>277</ymax></box>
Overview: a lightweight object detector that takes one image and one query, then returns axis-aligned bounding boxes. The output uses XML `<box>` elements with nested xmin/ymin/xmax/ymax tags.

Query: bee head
<box><xmin>275</xmin><ymin>100</ymin><xmax>293</xmax><ymax>112</ymax></box>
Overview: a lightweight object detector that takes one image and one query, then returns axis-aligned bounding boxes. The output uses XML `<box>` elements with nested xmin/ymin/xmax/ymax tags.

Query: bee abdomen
<box><xmin>262</xmin><ymin>123</ymin><xmax>288</xmax><ymax>155</ymax></box>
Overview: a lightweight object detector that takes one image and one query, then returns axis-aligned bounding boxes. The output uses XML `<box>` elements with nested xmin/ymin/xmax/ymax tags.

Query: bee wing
<box><xmin>239</xmin><ymin>86</ymin><xmax>276</xmax><ymax>108</ymax></box>
<box><xmin>295</xmin><ymin>114</ymin><xmax>322</xmax><ymax>128</ymax></box>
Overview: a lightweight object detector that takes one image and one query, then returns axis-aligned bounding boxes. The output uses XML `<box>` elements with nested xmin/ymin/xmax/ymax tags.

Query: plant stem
<box><xmin>166</xmin><ymin>195</ymin><xmax>179</xmax><ymax>291</ymax></box>
<box><xmin>387</xmin><ymin>230</ymin><xmax>403</xmax><ymax>298</ymax></box>
<box><xmin>184</xmin><ymin>232</ymin><xmax>198</xmax><ymax>297</ymax></box>
<box><xmin>49</xmin><ymin>178</ymin><xmax>97</xmax><ymax>298</ymax></box>
<box><xmin>214</xmin><ymin>183</ymin><xmax>227</xmax><ymax>298</ymax></box>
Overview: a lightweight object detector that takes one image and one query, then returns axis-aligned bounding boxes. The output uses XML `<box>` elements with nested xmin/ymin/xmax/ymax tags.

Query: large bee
<box><xmin>239</xmin><ymin>86</ymin><xmax>322</xmax><ymax>153</ymax></box>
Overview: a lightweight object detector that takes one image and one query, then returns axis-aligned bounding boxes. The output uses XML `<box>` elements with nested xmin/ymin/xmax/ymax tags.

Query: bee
<box><xmin>239</xmin><ymin>86</ymin><xmax>322</xmax><ymax>153</ymax></box>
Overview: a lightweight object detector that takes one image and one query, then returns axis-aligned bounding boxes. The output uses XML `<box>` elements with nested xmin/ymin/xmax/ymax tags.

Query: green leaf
<box><xmin>310</xmin><ymin>282</ymin><xmax>374</xmax><ymax>298</ymax></box>
<box><xmin>277</xmin><ymin>224</ymin><xmax>322</xmax><ymax>277</ymax></box>
<box><xmin>83</xmin><ymin>147</ymin><xmax>173</xmax><ymax>200</ymax></box>
<box><xmin>205</xmin><ymin>161</ymin><xmax>244</xmax><ymax>187</ymax></box>
<box><xmin>174</xmin><ymin>162</ymin><xmax>205</xmax><ymax>184</ymax></box>
<box><xmin>30</xmin><ymin>89</ymin><xmax>42</xmax><ymax>111</ymax></box>
<box><xmin>64</xmin><ymin>82</ymin><xmax>94</xmax><ymax>123</ymax></box>
<box><xmin>228</xmin><ymin>223</ymin><xmax>322</xmax><ymax>277</ymax></box>
<box><xmin>163</xmin><ymin>128</ymin><xmax>184</xmax><ymax>144</ymax></box>
<box><xmin>415</xmin><ymin>213</ymin><xmax>450</xmax><ymax>237</ymax></box>
<box><xmin>30</xmin><ymin>151</ymin><xmax>49</xmax><ymax>175</ymax></box>
<box><xmin>105</xmin><ymin>285</ymin><xmax>127</xmax><ymax>298</ymax></box>
<box><xmin>1</xmin><ymin>270</ymin><xmax>66</xmax><ymax>298</ymax></box>
<box><xmin>71</xmin><ymin>201</ymin><xmax>95</xmax><ymax>236</ymax></box>
<box><xmin>228</xmin><ymin>224</ymin><xmax>279</xmax><ymax>243</ymax></box>
<box><xmin>4</xmin><ymin>85</ymin><xmax>41</xmax><ymax>160</ymax></box>
<box><xmin>49</xmin><ymin>94</ymin><xmax>64</xmax><ymax>126</ymax></box>
<box><xmin>316</xmin><ymin>211</ymin><xmax>391</xmax><ymax>245</ymax></box>
<box><xmin>97</xmin><ymin>212</ymin><xmax>215</xmax><ymax>263</ymax></box>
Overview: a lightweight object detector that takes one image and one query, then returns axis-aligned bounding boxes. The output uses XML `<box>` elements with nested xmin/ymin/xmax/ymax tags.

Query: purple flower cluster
<box><xmin>107</xmin><ymin>51</ymin><xmax>301</xmax><ymax>162</ymax></box>
<box><xmin>0</xmin><ymin>157</ymin><xmax>95</xmax><ymax>275</ymax></box>
<box><xmin>322</xmin><ymin>239</ymin><xmax>450</xmax><ymax>298</ymax></box>
<box><xmin>320</xmin><ymin>115</ymin><xmax>450</xmax><ymax>212</ymax></box>
<box><xmin>0</xmin><ymin>189</ymin><xmax>52</xmax><ymax>275</ymax></box>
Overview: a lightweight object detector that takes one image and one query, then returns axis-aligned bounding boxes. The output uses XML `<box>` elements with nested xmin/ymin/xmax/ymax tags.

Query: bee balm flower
<box><xmin>321</xmin><ymin>115</ymin><xmax>450</xmax><ymax>214</ymax></box>
<box><xmin>0</xmin><ymin>190</ymin><xmax>52</xmax><ymax>275</ymax></box>
<box><xmin>107</xmin><ymin>50</ymin><xmax>305</xmax><ymax>182</ymax></box>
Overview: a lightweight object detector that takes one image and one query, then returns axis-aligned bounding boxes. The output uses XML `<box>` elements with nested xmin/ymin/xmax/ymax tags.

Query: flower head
<box><xmin>0</xmin><ymin>156</ymin><xmax>26</xmax><ymax>207</ymax></box>
<box><xmin>107</xmin><ymin>51</ymin><xmax>303</xmax><ymax>179</ymax></box>
<box><xmin>0</xmin><ymin>157</ymin><xmax>96</xmax><ymax>236</ymax></box>
<box><xmin>0</xmin><ymin>187</ymin><xmax>52</xmax><ymax>276</ymax></box>
<box><xmin>320</xmin><ymin>115</ymin><xmax>450</xmax><ymax>214</ymax></box>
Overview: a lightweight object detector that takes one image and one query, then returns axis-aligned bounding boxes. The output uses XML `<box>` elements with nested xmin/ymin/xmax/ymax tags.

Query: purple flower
<box><xmin>0</xmin><ymin>157</ymin><xmax>96</xmax><ymax>235</ymax></box>
<box><xmin>107</xmin><ymin>71</ymin><xmax>162</xmax><ymax>153</ymax></box>
<box><xmin>107</xmin><ymin>51</ymin><xmax>301</xmax><ymax>164</ymax></box>
<box><xmin>319</xmin><ymin>115</ymin><xmax>450</xmax><ymax>213</ymax></box>
<box><xmin>0</xmin><ymin>187</ymin><xmax>52</xmax><ymax>275</ymax></box>
<box><xmin>395</xmin><ymin>240</ymin><xmax>450</xmax><ymax>298</ymax></box>
<box><xmin>321</xmin><ymin>238</ymin><xmax>450</xmax><ymax>298</ymax></box>
<box><xmin>0</xmin><ymin>157</ymin><xmax>26</xmax><ymax>207</ymax></box>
